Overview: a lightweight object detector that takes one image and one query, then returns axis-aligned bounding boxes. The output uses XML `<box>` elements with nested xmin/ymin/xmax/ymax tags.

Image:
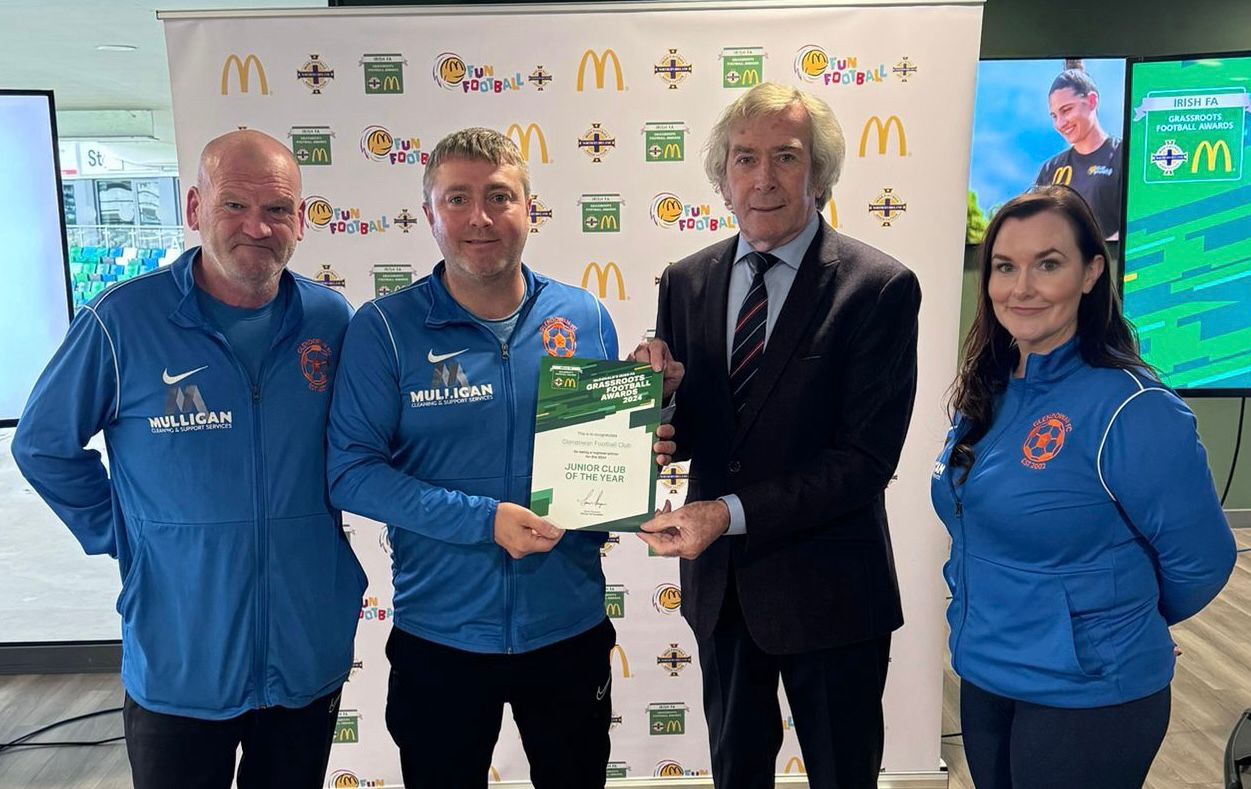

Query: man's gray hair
<box><xmin>703</xmin><ymin>82</ymin><xmax>846</xmax><ymax>206</ymax></box>
<box><xmin>422</xmin><ymin>127</ymin><xmax>531</xmax><ymax>201</ymax></box>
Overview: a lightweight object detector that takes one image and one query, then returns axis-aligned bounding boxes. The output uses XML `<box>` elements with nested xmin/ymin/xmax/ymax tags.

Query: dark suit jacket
<box><xmin>657</xmin><ymin>219</ymin><xmax>921</xmax><ymax>655</ymax></box>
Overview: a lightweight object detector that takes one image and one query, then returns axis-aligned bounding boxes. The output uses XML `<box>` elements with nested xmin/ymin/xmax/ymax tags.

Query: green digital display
<box><xmin>1124</xmin><ymin>56</ymin><xmax>1251</xmax><ymax>393</ymax></box>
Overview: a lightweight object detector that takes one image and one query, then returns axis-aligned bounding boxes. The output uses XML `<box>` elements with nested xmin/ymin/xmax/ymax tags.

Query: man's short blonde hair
<box><xmin>703</xmin><ymin>82</ymin><xmax>846</xmax><ymax>206</ymax></box>
<box><xmin>423</xmin><ymin>127</ymin><xmax>531</xmax><ymax>201</ymax></box>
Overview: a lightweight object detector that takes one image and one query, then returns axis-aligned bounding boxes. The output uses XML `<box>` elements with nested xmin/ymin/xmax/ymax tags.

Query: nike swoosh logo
<box><xmin>596</xmin><ymin>677</ymin><xmax>611</xmax><ymax>701</ymax></box>
<box><xmin>162</xmin><ymin>365</ymin><xmax>208</xmax><ymax>386</ymax></box>
<box><xmin>427</xmin><ymin>349</ymin><xmax>468</xmax><ymax>364</ymax></box>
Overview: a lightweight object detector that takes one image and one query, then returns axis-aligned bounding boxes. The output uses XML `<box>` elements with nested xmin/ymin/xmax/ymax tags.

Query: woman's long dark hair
<box><xmin>947</xmin><ymin>186</ymin><xmax>1151</xmax><ymax>481</ymax></box>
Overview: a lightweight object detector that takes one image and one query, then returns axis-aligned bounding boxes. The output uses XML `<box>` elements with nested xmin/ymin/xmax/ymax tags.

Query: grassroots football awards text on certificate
<box><xmin>529</xmin><ymin>358</ymin><xmax>661</xmax><ymax>531</ymax></box>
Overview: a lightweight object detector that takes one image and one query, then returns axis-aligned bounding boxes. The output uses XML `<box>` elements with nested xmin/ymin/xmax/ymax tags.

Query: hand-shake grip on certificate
<box><xmin>530</xmin><ymin>358</ymin><xmax>664</xmax><ymax>531</ymax></box>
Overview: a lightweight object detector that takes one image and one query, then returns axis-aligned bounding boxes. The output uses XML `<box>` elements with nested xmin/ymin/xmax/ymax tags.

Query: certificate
<box><xmin>530</xmin><ymin>357</ymin><xmax>662</xmax><ymax>531</ymax></box>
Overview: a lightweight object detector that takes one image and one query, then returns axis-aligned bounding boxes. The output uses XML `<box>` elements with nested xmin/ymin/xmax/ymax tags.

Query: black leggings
<box><xmin>960</xmin><ymin>679</ymin><xmax>1171</xmax><ymax>789</ymax></box>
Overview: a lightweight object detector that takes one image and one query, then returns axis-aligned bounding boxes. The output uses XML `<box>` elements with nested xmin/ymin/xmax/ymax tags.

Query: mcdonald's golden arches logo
<box><xmin>825</xmin><ymin>198</ymin><xmax>838</xmax><ymax>228</ymax></box>
<box><xmin>1193</xmin><ymin>139</ymin><xmax>1233</xmax><ymax>173</ymax></box>
<box><xmin>582</xmin><ymin>262</ymin><xmax>626</xmax><ymax>300</ymax></box>
<box><xmin>221</xmin><ymin>54</ymin><xmax>269</xmax><ymax>95</ymax></box>
<box><xmin>489</xmin><ymin>766</ymin><xmax>501</xmax><ymax>782</ymax></box>
<box><xmin>1051</xmin><ymin>165</ymin><xmax>1073</xmax><ymax>186</ymax></box>
<box><xmin>610</xmin><ymin>643</ymin><xmax>632</xmax><ymax>677</ymax></box>
<box><xmin>784</xmin><ymin>756</ymin><xmax>807</xmax><ymax>774</ymax></box>
<box><xmin>328</xmin><ymin>771</ymin><xmax>359</xmax><ymax>788</ymax></box>
<box><xmin>655</xmin><ymin>760</ymin><xmax>685</xmax><ymax>777</ymax></box>
<box><xmin>652</xmin><ymin>583</ymin><xmax>682</xmax><ymax>614</ymax></box>
<box><xmin>506</xmin><ymin>123</ymin><xmax>549</xmax><ymax>164</ymax></box>
<box><xmin>577</xmin><ymin>49</ymin><xmax>625</xmax><ymax>91</ymax></box>
<box><xmin>858</xmin><ymin>115</ymin><xmax>907</xmax><ymax>157</ymax></box>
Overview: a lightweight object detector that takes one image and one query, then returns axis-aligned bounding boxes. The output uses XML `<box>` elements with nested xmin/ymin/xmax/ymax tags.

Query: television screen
<box><xmin>0</xmin><ymin>91</ymin><xmax>71</xmax><ymax>424</ymax></box>
<box><xmin>968</xmin><ymin>58</ymin><xmax>1126</xmax><ymax>243</ymax></box>
<box><xmin>1124</xmin><ymin>55</ymin><xmax>1251</xmax><ymax>394</ymax></box>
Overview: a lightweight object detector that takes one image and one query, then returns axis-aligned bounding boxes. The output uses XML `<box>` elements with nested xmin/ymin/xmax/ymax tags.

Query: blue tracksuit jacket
<box><xmin>328</xmin><ymin>263</ymin><xmax>618</xmax><ymax>654</ymax></box>
<box><xmin>931</xmin><ymin>338</ymin><xmax>1234</xmax><ymax>707</ymax></box>
<box><xmin>12</xmin><ymin>248</ymin><xmax>367</xmax><ymax>719</ymax></box>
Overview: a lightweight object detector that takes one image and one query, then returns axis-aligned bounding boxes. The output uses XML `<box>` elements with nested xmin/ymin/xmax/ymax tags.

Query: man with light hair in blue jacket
<box><xmin>328</xmin><ymin>126</ymin><xmax>678</xmax><ymax>789</ymax></box>
<box><xmin>14</xmin><ymin>129</ymin><xmax>366</xmax><ymax>789</ymax></box>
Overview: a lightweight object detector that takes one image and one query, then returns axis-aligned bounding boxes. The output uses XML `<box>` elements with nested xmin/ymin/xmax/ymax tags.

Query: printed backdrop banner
<box><xmin>162</xmin><ymin>1</ymin><xmax>982</xmax><ymax>784</ymax></box>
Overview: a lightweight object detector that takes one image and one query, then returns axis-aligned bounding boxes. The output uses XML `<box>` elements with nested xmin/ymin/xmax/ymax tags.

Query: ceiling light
<box><xmin>96</xmin><ymin>44</ymin><xmax>138</xmax><ymax>52</ymax></box>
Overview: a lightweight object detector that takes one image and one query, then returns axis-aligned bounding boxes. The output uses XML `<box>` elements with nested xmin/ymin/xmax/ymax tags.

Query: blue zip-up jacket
<box><xmin>931</xmin><ymin>338</ymin><xmax>1235</xmax><ymax>708</ymax></box>
<box><xmin>12</xmin><ymin>248</ymin><xmax>368</xmax><ymax>719</ymax></box>
<box><xmin>328</xmin><ymin>263</ymin><xmax>618</xmax><ymax>654</ymax></box>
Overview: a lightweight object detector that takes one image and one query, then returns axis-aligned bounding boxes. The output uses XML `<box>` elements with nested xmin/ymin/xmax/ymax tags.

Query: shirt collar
<box><xmin>733</xmin><ymin>210</ymin><xmax>820</xmax><ymax>271</ymax></box>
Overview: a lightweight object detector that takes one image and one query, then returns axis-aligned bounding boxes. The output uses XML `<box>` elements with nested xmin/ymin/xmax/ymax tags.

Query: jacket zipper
<box><xmin>452</xmin><ymin>288</ymin><xmax>540</xmax><ymax>655</ymax></box>
<box><xmin>206</xmin><ymin>332</ymin><xmax>270</xmax><ymax>709</ymax></box>
<box><xmin>501</xmin><ymin>339</ymin><xmax>515</xmax><ymax>654</ymax></box>
<box><xmin>250</xmin><ymin>382</ymin><xmax>270</xmax><ymax>707</ymax></box>
<box><xmin>499</xmin><ymin>294</ymin><xmax>539</xmax><ymax>655</ymax></box>
<box><xmin>949</xmin><ymin>392</ymin><xmax>1025</xmax><ymax>677</ymax></box>
<box><xmin>949</xmin><ymin>471</ymin><xmax>966</xmax><ymax>676</ymax></box>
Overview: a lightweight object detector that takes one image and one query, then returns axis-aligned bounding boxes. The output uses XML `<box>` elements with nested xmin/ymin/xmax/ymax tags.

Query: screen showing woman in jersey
<box><xmin>967</xmin><ymin>58</ymin><xmax>1125</xmax><ymax>244</ymax></box>
<box><xmin>932</xmin><ymin>185</ymin><xmax>1233</xmax><ymax>789</ymax></box>
<box><xmin>1034</xmin><ymin>64</ymin><xmax>1124</xmax><ymax>240</ymax></box>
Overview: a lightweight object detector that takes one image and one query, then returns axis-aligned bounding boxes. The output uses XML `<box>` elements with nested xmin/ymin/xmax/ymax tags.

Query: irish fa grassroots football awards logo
<box><xmin>372</xmin><ymin>264</ymin><xmax>414</xmax><ymax>297</ymax></box>
<box><xmin>289</xmin><ymin>126</ymin><xmax>333</xmax><ymax>166</ymax></box>
<box><xmin>647</xmin><ymin>702</ymin><xmax>689</xmax><ymax>735</ymax></box>
<box><xmin>604</xmin><ymin>584</ymin><xmax>627</xmax><ymax>618</ymax></box>
<box><xmin>721</xmin><ymin>47</ymin><xmax>764</xmax><ymax>88</ymax></box>
<box><xmin>361</xmin><ymin>53</ymin><xmax>405</xmax><ymax>94</ymax></box>
<box><xmin>579</xmin><ymin>193</ymin><xmax>623</xmax><ymax>232</ymax></box>
<box><xmin>643</xmin><ymin>122</ymin><xmax>688</xmax><ymax>162</ymax></box>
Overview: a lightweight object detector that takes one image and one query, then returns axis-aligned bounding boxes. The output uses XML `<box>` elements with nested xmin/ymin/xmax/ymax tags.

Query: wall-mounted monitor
<box><xmin>1123</xmin><ymin>54</ymin><xmax>1251</xmax><ymax>395</ymax></box>
<box><xmin>0</xmin><ymin>90</ymin><xmax>72</xmax><ymax>425</ymax></box>
<box><xmin>968</xmin><ymin>57</ymin><xmax>1126</xmax><ymax>243</ymax></box>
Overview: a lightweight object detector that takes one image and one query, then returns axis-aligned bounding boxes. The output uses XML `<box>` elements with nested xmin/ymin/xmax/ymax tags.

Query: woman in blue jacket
<box><xmin>932</xmin><ymin>186</ymin><xmax>1235</xmax><ymax>788</ymax></box>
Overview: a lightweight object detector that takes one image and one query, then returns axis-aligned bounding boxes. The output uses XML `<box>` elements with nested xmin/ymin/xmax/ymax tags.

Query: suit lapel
<box><xmin>705</xmin><ymin>241</ymin><xmax>736</xmax><ymax>421</ymax></box>
<box><xmin>731</xmin><ymin>221</ymin><xmax>840</xmax><ymax>450</ymax></box>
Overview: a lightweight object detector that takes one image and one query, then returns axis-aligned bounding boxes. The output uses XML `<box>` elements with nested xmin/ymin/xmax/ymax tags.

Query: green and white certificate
<box><xmin>530</xmin><ymin>358</ymin><xmax>662</xmax><ymax>532</ymax></box>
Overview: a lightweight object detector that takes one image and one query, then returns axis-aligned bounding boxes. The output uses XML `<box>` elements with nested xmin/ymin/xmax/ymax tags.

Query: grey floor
<box><xmin>0</xmin><ymin>673</ymin><xmax>127</xmax><ymax>789</ymax></box>
<box><xmin>0</xmin><ymin>428</ymin><xmax>120</xmax><ymax>643</ymax></box>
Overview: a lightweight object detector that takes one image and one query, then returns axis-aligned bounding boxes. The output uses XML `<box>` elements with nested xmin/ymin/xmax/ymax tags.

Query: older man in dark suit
<box><xmin>634</xmin><ymin>83</ymin><xmax>921</xmax><ymax>788</ymax></box>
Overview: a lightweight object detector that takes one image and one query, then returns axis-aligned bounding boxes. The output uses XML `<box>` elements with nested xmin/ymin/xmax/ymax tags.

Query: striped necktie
<box><xmin>729</xmin><ymin>251</ymin><xmax>780</xmax><ymax>414</ymax></box>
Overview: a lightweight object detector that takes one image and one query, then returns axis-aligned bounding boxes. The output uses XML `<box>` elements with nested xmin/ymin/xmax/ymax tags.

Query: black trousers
<box><xmin>697</xmin><ymin>580</ymin><xmax>892</xmax><ymax>789</ymax></box>
<box><xmin>385</xmin><ymin>618</ymin><xmax>615</xmax><ymax>789</ymax></box>
<box><xmin>960</xmin><ymin>679</ymin><xmax>1171</xmax><ymax>789</ymax></box>
<box><xmin>123</xmin><ymin>688</ymin><xmax>341</xmax><ymax>789</ymax></box>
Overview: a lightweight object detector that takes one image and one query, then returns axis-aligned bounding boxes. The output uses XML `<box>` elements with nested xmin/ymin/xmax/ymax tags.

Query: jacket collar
<box><xmin>168</xmin><ymin>246</ymin><xmax>305</xmax><ymax>342</ymax></box>
<box><xmin>424</xmin><ymin>261</ymin><xmax>547</xmax><ymax>328</ymax></box>
<box><xmin>1011</xmin><ymin>336</ymin><xmax>1085</xmax><ymax>386</ymax></box>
